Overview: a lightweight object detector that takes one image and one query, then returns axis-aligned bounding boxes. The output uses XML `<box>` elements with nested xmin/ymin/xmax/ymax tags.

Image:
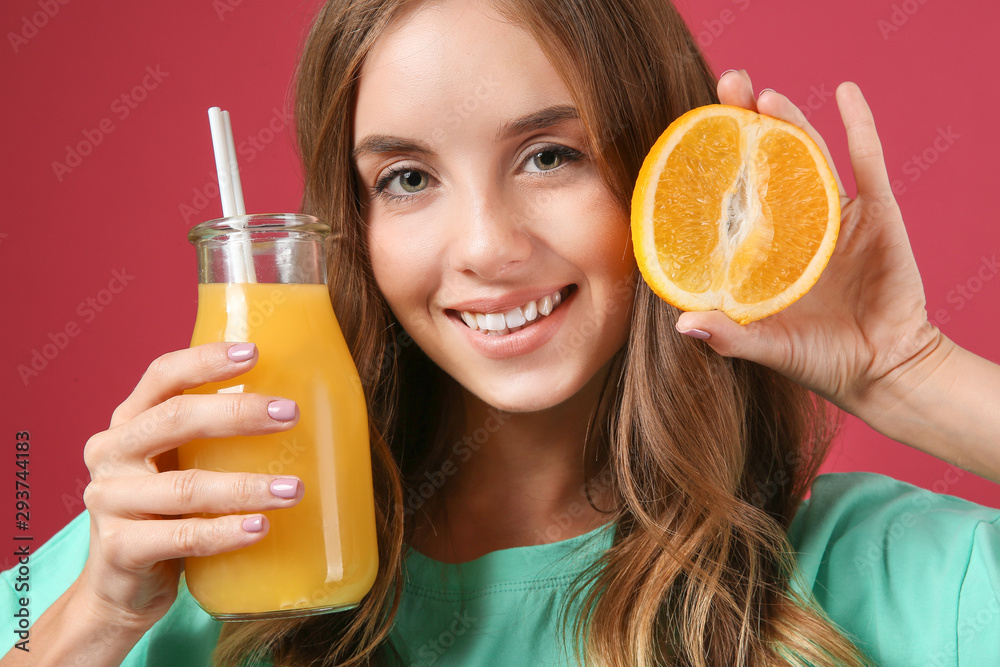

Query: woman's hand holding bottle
<box><xmin>1</xmin><ymin>342</ymin><xmax>304</xmax><ymax>664</ymax></box>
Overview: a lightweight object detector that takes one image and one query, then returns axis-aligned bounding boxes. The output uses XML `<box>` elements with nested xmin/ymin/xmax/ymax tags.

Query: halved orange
<box><xmin>631</xmin><ymin>105</ymin><xmax>840</xmax><ymax>325</ymax></box>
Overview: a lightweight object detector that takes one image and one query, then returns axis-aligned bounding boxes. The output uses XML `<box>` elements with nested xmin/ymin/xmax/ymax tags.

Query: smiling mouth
<box><xmin>448</xmin><ymin>285</ymin><xmax>576</xmax><ymax>336</ymax></box>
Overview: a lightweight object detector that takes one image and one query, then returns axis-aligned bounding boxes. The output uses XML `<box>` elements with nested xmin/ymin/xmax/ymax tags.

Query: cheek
<box><xmin>547</xmin><ymin>184</ymin><xmax>637</xmax><ymax>344</ymax></box>
<box><xmin>367</xmin><ymin>223</ymin><xmax>439</xmax><ymax>323</ymax></box>
<box><xmin>540</xmin><ymin>182</ymin><xmax>634</xmax><ymax>279</ymax></box>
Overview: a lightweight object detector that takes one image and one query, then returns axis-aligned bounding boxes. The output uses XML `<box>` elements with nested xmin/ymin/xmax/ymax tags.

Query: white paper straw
<box><xmin>208</xmin><ymin>106</ymin><xmax>256</xmax><ymax>283</ymax></box>
<box><xmin>221</xmin><ymin>110</ymin><xmax>255</xmax><ymax>282</ymax></box>
<box><xmin>208</xmin><ymin>107</ymin><xmax>237</xmax><ymax>217</ymax></box>
<box><xmin>222</xmin><ymin>111</ymin><xmax>246</xmax><ymax>216</ymax></box>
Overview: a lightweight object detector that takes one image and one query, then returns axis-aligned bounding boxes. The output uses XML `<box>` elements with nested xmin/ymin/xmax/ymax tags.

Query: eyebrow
<box><xmin>351</xmin><ymin>104</ymin><xmax>581</xmax><ymax>161</ymax></box>
<box><xmin>493</xmin><ymin>104</ymin><xmax>580</xmax><ymax>143</ymax></box>
<box><xmin>352</xmin><ymin>136</ymin><xmax>434</xmax><ymax>161</ymax></box>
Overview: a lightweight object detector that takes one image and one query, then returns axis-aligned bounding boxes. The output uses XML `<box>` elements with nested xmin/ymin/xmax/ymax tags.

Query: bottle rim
<box><xmin>188</xmin><ymin>213</ymin><xmax>330</xmax><ymax>244</ymax></box>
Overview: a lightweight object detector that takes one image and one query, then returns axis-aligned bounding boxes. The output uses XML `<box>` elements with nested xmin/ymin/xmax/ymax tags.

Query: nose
<box><xmin>447</xmin><ymin>184</ymin><xmax>532</xmax><ymax>280</ymax></box>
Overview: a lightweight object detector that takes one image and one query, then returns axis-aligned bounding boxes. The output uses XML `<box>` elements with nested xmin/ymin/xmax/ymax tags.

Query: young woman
<box><xmin>4</xmin><ymin>0</ymin><xmax>998</xmax><ymax>665</ymax></box>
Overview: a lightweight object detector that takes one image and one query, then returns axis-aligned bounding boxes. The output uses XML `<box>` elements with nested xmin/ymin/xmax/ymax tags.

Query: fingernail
<box><xmin>267</xmin><ymin>399</ymin><xmax>298</xmax><ymax>422</ymax></box>
<box><xmin>758</xmin><ymin>88</ymin><xmax>775</xmax><ymax>98</ymax></box>
<box><xmin>270</xmin><ymin>478</ymin><xmax>301</xmax><ymax>499</ymax></box>
<box><xmin>227</xmin><ymin>343</ymin><xmax>256</xmax><ymax>362</ymax></box>
<box><xmin>719</xmin><ymin>68</ymin><xmax>738</xmax><ymax>79</ymax></box>
<box><xmin>242</xmin><ymin>515</ymin><xmax>265</xmax><ymax>533</ymax></box>
<box><xmin>678</xmin><ymin>328</ymin><xmax>712</xmax><ymax>340</ymax></box>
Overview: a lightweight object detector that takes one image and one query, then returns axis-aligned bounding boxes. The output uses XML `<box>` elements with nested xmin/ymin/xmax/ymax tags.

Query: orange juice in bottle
<box><xmin>179</xmin><ymin>214</ymin><xmax>377</xmax><ymax>620</ymax></box>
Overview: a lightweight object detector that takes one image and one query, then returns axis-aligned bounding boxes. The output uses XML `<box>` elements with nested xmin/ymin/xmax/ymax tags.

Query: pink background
<box><xmin>1</xmin><ymin>0</ymin><xmax>997</xmax><ymax>563</ymax></box>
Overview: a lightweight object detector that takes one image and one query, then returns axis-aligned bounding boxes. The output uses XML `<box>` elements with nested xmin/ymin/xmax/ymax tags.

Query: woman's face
<box><xmin>354</xmin><ymin>0</ymin><xmax>636</xmax><ymax>414</ymax></box>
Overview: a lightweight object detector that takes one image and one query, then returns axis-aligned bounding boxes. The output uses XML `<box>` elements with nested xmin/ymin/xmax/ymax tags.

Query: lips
<box><xmin>453</xmin><ymin>286</ymin><xmax>572</xmax><ymax>336</ymax></box>
<box><xmin>446</xmin><ymin>285</ymin><xmax>577</xmax><ymax>359</ymax></box>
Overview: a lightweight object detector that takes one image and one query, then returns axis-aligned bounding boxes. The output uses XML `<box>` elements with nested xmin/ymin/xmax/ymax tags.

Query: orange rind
<box><xmin>631</xmin><ymin>104</ymin><xmax>840</xmax><ymax>325</ymax></box>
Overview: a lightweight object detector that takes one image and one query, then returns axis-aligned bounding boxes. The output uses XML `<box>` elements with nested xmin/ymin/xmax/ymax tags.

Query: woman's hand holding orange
<box><xmin>676</xmin><ymin>70</ymin><xmax>946</xmax><ymax>427</ymax></box>
<box><xmin>675</xmin><ymin>71</ymin><xmax>1000</xmax><ymax>483</ymax></box>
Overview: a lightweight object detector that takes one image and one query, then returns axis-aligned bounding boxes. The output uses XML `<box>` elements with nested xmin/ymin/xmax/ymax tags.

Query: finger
<box><xmin>111</xmin><ymin>342</ymin><xmax>259</xmax><ymax>427</ymax></box>
<box><xmin>100</xmin><ymin>514</ymin><xmax>271</xmax><ymax>571</ymax></box>
<box><xmin>86</xmin><ymin>394</ymin><xmax>299</xmax><ymax>473</ymax></box>
<box><xmin>755</xmin><ymin>88</ymin><xmax>847</xmax><ymax>201</ymax></box>
<box><xmin>835</xmin><ymin>81</ymin><xmax>894</xmax><ymax>200</ymax></box>
<box><xmin>674</xmin><ymin>310</ymin><xmax>788</xmax><ymax>370</ymax></box>
<box><xmin>85</xmin><ymin>471</ymin><xmax>304</xmax><ymax>516</ymax></box>
<box><xmin>717</xmin><ymin>69</ymin><xmax>757</xmax><ymax>112</ymax></box>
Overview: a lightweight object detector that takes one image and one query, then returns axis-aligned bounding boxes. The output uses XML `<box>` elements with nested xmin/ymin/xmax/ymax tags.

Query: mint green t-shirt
<box><xmin>3</xmin><ymin>473</ymin><xmax>998</xmax><ymax>665</ymax></box>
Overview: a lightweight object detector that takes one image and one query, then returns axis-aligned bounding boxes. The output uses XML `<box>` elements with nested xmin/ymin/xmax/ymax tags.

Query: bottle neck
<box><xmin>195</xmin><ymin>232</ymin><xmax>326</xmax><ymax>285</ymax></box>
<box><xmin>189</xmin><ymin>214</ymin><xmax>330</xmax><ymax>285</ymax></box>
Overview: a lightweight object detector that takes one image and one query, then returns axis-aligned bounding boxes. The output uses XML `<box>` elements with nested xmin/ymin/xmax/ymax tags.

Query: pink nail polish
<box><xmin>227</xmin><ymin>343</ymin><xmax>256</xmax><ymax>362</ymax></box>
<box><xmin>270</xmin><ymin>478</ymin><xmax>301</xmax><ymax>499</ymax></box>
<box><xmin>679</xmin><ymin>328</ymin><xmax>711</xmax><ymax>340</ymax></box>
<box><xmin>242</xmin><ymin>515</ymin><xmax>264</xmax><ymax>533</ymax></box>
<box><xmin>267</xmin><ymin>399</ymin><xmax>297</xmax><ymax>422</ymax></box>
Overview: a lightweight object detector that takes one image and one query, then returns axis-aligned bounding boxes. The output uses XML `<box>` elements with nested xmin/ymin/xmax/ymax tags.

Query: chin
<box><xmin>457</xmin><ymin>369</ymin><xmax>594</xmax><ymax>415</ymax></box>
<box><xmin>473</xmin><ymin>392</ymin><xmax>560</xmax><ymax>415</ymax></box>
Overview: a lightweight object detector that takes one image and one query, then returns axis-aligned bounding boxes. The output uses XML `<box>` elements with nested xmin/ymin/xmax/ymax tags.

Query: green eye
<box><xmin>399</xmin><ymin>170</ymin><xmax>428</xmax><ymax>193</ymax></box>
<box><xmin>531</xmin><ymin>150</ymin><xmax>563</xmax><ymax>171</ymax></box>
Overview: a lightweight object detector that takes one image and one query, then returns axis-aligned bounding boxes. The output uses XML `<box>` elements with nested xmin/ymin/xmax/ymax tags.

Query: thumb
<box><xmin>674</xmin><ymin>310</ymin><xmax>786</xmax><ymax>367</ymax></box>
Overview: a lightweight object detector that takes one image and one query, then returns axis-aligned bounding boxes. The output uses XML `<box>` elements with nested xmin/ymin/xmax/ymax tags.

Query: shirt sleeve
<box><xmin>0</xmin><ymin>511</ymin><xmax>224</xmax><ymax>665</ymax></box>
<box><xmin>1</xmin><ymin>510</ymin><xmax>91</xmax><ymax>653</ymax></box>
<box><xmin>787</xmin><ymin>472</ymin><xmax>1000</xmax><ymax>667</ymax></box>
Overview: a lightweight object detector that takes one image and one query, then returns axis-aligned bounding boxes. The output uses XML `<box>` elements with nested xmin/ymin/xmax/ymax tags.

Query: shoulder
<box><xmin>788</xmin><ymin>472</ymin><xmax>1000</xmax><ymax>666</ymax></box>
<box><xmin>788</xmin><ymin>471</ymin><xmax>998</xmax><ymax>562</ymax></box>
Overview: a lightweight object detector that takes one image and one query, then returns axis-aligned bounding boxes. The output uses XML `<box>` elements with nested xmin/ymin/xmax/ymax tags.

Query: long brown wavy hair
<box><xmin>214</xmin><ymin>1</ymin><xmax>873</xmax><ymax>665</ymax></box>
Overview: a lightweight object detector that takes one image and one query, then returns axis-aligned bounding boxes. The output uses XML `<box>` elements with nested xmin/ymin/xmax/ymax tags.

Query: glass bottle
<box><xmin>180</xmin><ymin>213</ymin><xmax>378</xmax><ymax>620</ymax></box>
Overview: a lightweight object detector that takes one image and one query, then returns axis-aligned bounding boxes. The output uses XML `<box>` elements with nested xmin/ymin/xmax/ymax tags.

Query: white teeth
<box><xmin>456</xmin><ymin>288</ymin><xmax>570</xmax><ymax>334</ymax></box>
<box><xmin>504</xmin><ymin>306</ymin><xmax>526</xmax><ymax>328</ymax></box>
<box><xmin>484</xmin><ymin>313</ymin><xmax>505</xmax><ymax>330</ymax></box>
<box><xmin>523</xmin><ymin>300</ymin><xmax>538</xmax><ymax>321</ymax></box>
<box><xmin>538</xmin><ymin>295</ymin><xmax>553</xmax><ymax>316</ymax></box>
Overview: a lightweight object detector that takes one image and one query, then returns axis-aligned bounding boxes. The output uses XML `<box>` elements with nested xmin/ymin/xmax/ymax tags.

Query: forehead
<box><xmin>354</xmin><ymin>0</ymin><xmax>573</xmax><ymax>137</ymax></box>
